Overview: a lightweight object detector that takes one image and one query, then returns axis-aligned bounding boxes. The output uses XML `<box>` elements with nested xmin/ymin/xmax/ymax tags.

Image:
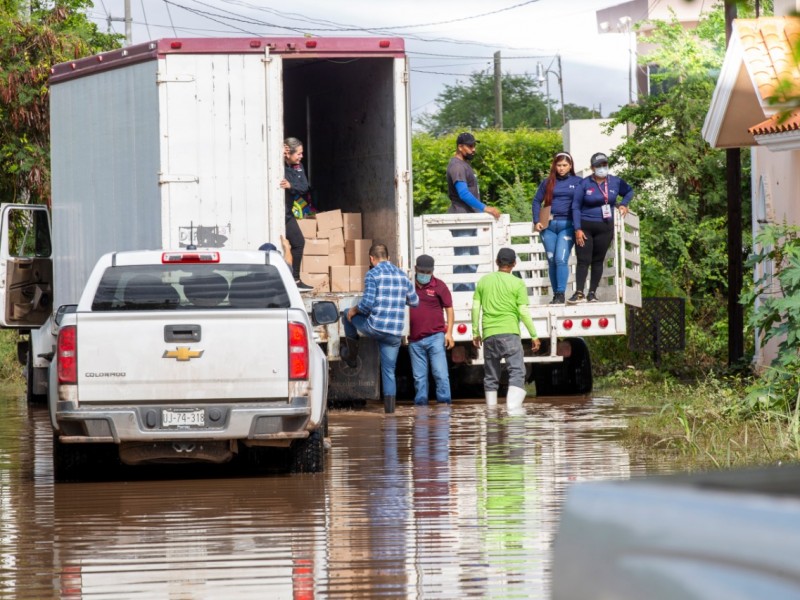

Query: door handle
<box><xmin>164</xmin><ymin>324</ymin><xmax>201</xmax><ymax>342</ymax></box>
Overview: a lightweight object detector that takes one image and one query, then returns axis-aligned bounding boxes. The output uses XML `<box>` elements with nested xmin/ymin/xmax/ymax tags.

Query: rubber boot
<box><xmin>340</xmin><ymin>337</ymin><xmax>359</xmax><ymax>368</ymax></box>
<box><xmin>506</xmin><ymin>386</ymin><xmax>527</xmax><ymax>412</ymax></box>
<box><xmin>485</xmin><ymin>390</ymin><xmax>498</xmax><ymax>407</ymax></box>
<box><xmin>383</xmin><ymin>395</ymin><xmax>396</xmax><ymax>414</ymax></box>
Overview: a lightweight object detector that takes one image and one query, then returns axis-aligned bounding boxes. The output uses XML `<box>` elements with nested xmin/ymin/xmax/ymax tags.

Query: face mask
<box><xmin>594</xmin><ymin>166</ymin><xmax>609</xmax><ymax>178</ymax></box>
<box><xmin>416</xmin><ymin>273</ymin><xmax>432</xmax><ymax>285</ymax></box>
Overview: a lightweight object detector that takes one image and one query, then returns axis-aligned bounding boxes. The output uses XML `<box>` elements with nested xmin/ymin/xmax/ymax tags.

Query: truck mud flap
<box><xmin>328</xmin><ymin>338</ymin><xmax>381</xmax><ymax>403</ymax></box>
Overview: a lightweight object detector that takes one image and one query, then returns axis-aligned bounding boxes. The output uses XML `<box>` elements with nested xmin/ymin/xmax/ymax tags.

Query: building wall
<box><xmin>562</xmin><ymin>119</ymin><xmax>629</xmax><ymax>177</ymax></box>
<box><xmin>750</xmin><ymin>145</ymin><xmax>800</xmax><ymax>368</ymax></box>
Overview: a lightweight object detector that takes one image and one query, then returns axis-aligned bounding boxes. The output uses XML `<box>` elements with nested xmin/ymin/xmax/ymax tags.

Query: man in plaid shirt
<box><xmin>341</xmin><ymin>243</ymin><xmax>419</xmax><ymax>413</ymax></box>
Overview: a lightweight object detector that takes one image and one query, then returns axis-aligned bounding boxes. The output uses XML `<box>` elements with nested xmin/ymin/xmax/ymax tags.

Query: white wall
<box><xmin>562</xmin><ymin>119</ymin><xmax>629</xmax><ymax>176</ymax></box>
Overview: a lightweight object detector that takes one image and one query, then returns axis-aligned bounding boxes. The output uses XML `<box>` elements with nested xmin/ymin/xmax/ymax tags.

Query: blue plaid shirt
<box><xmin>357</xmin><ymin>260</ymin><xmax>419</xmax><ymax>336</ymax></box>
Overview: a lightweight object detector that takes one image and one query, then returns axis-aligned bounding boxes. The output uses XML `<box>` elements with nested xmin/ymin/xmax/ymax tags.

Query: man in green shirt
<box><xmin>472</xmin><ymin>248</ymin><xmax>540</xmax><ymax>410</ymax></box>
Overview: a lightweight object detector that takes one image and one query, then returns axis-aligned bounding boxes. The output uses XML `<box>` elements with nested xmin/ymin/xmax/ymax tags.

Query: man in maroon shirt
<box><xmin>409</xmin><ymin>255</ymin><xmax>455</xmax><ymax>405</ymax></box>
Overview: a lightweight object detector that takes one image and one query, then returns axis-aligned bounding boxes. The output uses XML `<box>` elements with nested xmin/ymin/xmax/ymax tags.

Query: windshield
<box><xmin>91</xmin><ymin>264</ymin><xmax>290</xmax><ymax>311</ymax></box>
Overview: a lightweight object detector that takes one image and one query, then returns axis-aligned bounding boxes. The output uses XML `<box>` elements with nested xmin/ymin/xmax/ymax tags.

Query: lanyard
<box><xmin>595</xmin><ymin>178</ymin><xmax>609</xmax><ymax>204</ymax></box>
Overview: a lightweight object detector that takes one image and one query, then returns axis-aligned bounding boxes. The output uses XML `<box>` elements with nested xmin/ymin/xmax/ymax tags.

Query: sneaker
<box><xmin>566</xmin><ymin>291</ymin><xmax>585</xmax><ymax>305</ymax></box>
<box><xmin>295</xmin><ymin>280</ymin><xmax>314</xmax><ymax>292</ymax></box>
<box><xmin>550</xmin><ymin>292</ymin><xmax>565</xmax><ymax>304</ymax></box>
<box><xmin>586</xmin><ymin>291</ymin><xmax>598</xmax><ymax>303</ymax></box>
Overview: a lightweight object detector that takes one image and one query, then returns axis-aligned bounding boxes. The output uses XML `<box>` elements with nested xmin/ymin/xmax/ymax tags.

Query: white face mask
<box><xmin>594</xmin><ymin>166</ymin><xmax>609</xmax><ymax>178</ymax></box>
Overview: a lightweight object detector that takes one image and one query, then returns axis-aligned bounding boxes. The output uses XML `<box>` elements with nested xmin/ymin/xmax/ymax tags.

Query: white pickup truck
<box><xmin>46</xmin><ymin>247</ymin><xmax>337</xmax><ymax>480</ymax></box>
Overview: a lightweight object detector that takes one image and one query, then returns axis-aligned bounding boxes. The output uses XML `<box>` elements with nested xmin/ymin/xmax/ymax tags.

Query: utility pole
<box><xmin>493</xmin><ymin>51</ymin><xmax>503</xmax><ymax>130</ymax></box>
<box><xmin>108</xmin><ymin>0</ymin><xmax>133</xmax><ymax>46</ymax></box>
<box><xmin>557</xmin><ymin>54</ymin><xmax>565</xmax><ymax>126</ymax></box>
<box><xmin>724</xmin><ymin>0</ymin><xmax>744</xmax><ymax>367</ymax></box>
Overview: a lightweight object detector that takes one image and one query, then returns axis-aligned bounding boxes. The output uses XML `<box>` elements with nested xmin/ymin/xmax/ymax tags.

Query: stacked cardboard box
<box><xmin>300</xmin><ymin>209</ymin><xmax>372</xmax><ymax>293</ymax></box>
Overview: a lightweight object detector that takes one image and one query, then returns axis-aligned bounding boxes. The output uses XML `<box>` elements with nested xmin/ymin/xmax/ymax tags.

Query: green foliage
<box><xmin>741</xmin><ymin>223</ymin><xmax>800</xmax><ymax>413</ymax></box>
<box><xmin>0</xmin><ymin>1</ymin><xmax>122</xmax><ymax>205</ymax></box>
<box><xmin>607</xmin><ymin>6</ymin><xmax>750</xmax><ymax>304</ymax></box>
<box><xmin>0</xmin><ymin>329</ymin><xmax>22</xmax><ymax>383</ymax></box>
<box><xmin>411</xmin><ymin>129</ymin><xmax>562</xmax><ymax>219</ymax></box>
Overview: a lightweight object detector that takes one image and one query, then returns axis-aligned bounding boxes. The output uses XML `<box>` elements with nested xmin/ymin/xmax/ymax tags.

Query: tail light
<box><xmin>457</xmin><ymin>323</ymin><xmax>468</xmax><ymax>335</ymax></box>
<box><xmin>288</xmin><ymin>322</ymin><xmax>309</xmax><ymax>380</ymax></box>
<box><xmin>562</xmin><ymin>319</ymin><xmax>573</xmax><ymax>330</ymax></box>
<box><xmin>58</xmin><ymin>325</ymin><xmax>77</xmax><ymax>384</ymax></box>
<box><xmin>582</xmin><ymin>318</ymin><xmax>592</xmax><ymax>328</ymax></box>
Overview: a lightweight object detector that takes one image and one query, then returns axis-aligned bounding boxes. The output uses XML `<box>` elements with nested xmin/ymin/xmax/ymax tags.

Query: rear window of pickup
<box><xmin>91</xmin><ymin>264</ymin><xmax>291</xmax><ymax>311</ymax></box>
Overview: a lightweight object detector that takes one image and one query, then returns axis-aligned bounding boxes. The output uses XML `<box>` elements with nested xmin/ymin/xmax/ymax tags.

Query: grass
<box><xmin>0</xmin><ymin>329</ymin><xmax>23</xmax><ymax>385</ymax></box>
<box><xmin>597</xmin><ymin>369</ymin><xmax>800</xmax><ymax>471</ymax></box>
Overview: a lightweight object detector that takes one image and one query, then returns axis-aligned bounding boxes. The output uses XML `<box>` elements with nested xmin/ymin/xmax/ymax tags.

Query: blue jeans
<box><xmin>342</xmin><ymin>310</ymin><xmax>402</xmax><ymax>397</ymax></box>
<box><xmin>408</xmin><ymin>332</ymin><xmax>451</xmax><ymax>405</ymax></box>
<box><xmin>540</xmin><ymin>219</ymin><xmax>575</xmax><ymax>294</ymax></box>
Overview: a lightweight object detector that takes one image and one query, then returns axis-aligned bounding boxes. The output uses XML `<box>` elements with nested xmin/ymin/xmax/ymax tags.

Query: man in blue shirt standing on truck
<box><xmin>341</xmin><ymin>243</ymin><xmax>419</xmax><ymax>414</ymax></box>
<box><xmin>446</xmin><ymin>132</ymin><xmax>501</xmax><ymax>291</ymax></box>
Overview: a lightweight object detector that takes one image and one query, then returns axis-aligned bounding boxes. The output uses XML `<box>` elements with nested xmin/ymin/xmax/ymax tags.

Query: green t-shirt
<box><xmin>471</xmin><ymin>271</ymin><xmax>537</xmax><ymax>340</ymax></box>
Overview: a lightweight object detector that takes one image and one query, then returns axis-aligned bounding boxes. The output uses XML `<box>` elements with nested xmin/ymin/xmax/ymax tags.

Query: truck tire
<box><xmin>287</xmin><ymin>421</ymin><xmax>326</xmax><ymax>474</ymax></box>
<box><xmin>52</xmin><ymin>436</ymin><xmax>119</xmax><ymax>482</ymax></box>
<box><xmin>530</xmin><ymin>337</ymin><xmax>593</xmax><ymax>397</ymax></box>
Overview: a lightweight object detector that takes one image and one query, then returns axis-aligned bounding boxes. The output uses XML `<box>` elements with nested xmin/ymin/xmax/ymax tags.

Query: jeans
<box><xmin>342</xmin><ymin>310</ymin><xmax>402</xmax><ymax>397</ymax></box>
<box><xmin>540</xmin><ymin>219</ymin><xmax>575</xmax><ymax>294</ymax></box>
<box><xmin>483</xmin><ymin>333</ymin><xmax>525</xmax><ymax>390</ymax></box>
<box><xmin>409</xmin><ymin>332</ymin><xmax>451</xmax><ymax>405</ymax></box>
<box><xmin>452</xmin><ymin>228</ymin><xmax>478</xmax><ymax>292</ymax></box>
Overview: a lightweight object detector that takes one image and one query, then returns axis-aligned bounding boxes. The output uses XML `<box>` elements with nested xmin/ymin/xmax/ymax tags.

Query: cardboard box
<box><xmin>345</xmin><ymin>239</ymin><xmax>372</xmax><ymax>266</ymax></box>
<box><xmin>315</xmin><ymin>209</ymin><xmax>343</xmax><ymax>233</ymax></box>
<box><xmin>328</xmin><ymin>248</ymin><xmax>346</xmax><ymax>267</ymax></box>
<box><xmin>327</xmin><ymin>227</ymin><xmax>345</xmax><ymax>252</ymax></box>
<box><xmin>343</xmin><ymin>213</ymin><xmax>362</xmax><ymax>240</ymax></box>
<box><xmin>304</xmin><ymin>238</ymin><xmax>329</xmax><ymax>256</ymax></box>
<box><xmin>301</xmin><ymin>254</ymin><xmax>328</xmax><ymax>274</ymax></box>
<box><xmin>349</xmin><ymin>265</ymin><xmax>369</xmax><ymax>292</ymax></box>
<box><xmin>330</xmin><ymin>265</ymin><xmax>350</xmax><ymax>292</ymax></box>
<box><xmin>297</xmin><ymin>218</ymin><xmax>317</xmax><ymax>239</ymax></box>
<box><xmin>300</xmin><ymin>272</ymin><xmax>329</xmax><ymax>293</ymax></box>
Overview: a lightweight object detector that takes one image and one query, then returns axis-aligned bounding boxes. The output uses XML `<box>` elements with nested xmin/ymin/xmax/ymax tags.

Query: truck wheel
<box><xmin>52</xmin><ymin>436</ymin><xmax>119</xmax><ymax>482</ymax></box>
<box><xmin>26</xmin><ymin>351</ymin><xmax>46</xmax><ymax>404</ymax></box>
<box><xmin>530</xmin><ymin>337</ymin><xmax>593</xmax><ymax>397</ymax></box>
<box><xmin>287</xmin><ymin>423</ymin><xmax>326</xmax><ymax>474</ymax></box>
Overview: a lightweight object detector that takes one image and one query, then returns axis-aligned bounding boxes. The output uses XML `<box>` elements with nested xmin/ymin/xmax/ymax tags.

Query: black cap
<box><xmin>457</xmin><ymin>132</ymin><xmax>478</xmax><ymax>146</ymax></box>
<box><xmin>415</xmin><ymin>254</ymin><xmax>435</xmax><ymax>273</ymax></box>
<box><xmin>590</xmin><ymin>152</ymin><xmax>609</xmax><ymax>167</ymax></box>
<box><xmin>496</xmin><ymin>247</ymin><xmax>516</xmax><ymax>265</ymax></box>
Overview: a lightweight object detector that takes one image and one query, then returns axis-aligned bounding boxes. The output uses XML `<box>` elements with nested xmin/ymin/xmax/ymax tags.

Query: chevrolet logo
<box><xmin>163</xmin><ymin>347</ymin><xmax>204</xmax><ymax>361</ymax></box>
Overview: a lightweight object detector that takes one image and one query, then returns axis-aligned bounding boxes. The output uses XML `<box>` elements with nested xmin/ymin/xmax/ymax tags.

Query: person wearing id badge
<box><xmin>568</xmin><ymin>152</ymin><xmax>633</xmax><ymax>304</ymax></box>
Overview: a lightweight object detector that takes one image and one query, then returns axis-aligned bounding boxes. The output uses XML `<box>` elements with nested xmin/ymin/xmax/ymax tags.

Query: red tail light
<box><xmin>563</xmin><ymin>319</ymin><xmax>573</xmax><ymax>330</ymax></box>
<box><xmin>58</xmin><ymin>325</ymin><xmax>77</xmax><ymax>384</ymax></box>
<box><xmin>288</xmin><ymin>322</ymin><xmax>309</xmax><ymax>380</ymax></box>
<box><xmin>457</xmin><ymin>323</ymin><xmax>468</xmax><ymax>335</ymax></box>
<box><xmin>582</xmin><ymin>318</ymin><xmax>592</xmax><ymax>328</ymax></box>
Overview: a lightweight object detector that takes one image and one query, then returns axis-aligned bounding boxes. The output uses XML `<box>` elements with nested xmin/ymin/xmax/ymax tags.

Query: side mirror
<box><xmin>55</xmin><ymin>304</ymin><xmax>77</xmax><ymax>327</ymax></box>
<box><xmin>311</xmin><ymin>301</ymin><xmax>339</xmax><ymax>326</ymax></box>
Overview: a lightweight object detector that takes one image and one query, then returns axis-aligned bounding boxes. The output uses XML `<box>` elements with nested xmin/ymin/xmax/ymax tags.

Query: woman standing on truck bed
<box><xmin>280</xmin><ymin>137</ymin><xmax>313</xmax><ymax>292</ymax></box>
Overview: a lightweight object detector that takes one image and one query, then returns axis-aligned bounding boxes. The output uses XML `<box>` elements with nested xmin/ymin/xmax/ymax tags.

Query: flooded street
<box><xmin>1</xmin><ymin>389</ymin><xmax>659</xmax><ymax>599</ymax></box>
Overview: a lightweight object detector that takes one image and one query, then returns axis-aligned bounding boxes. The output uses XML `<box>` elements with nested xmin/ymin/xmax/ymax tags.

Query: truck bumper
<box><xmin>54</xmin><ymin>397</ymin><xmax>313</xmax><ymax>444</ymax></box>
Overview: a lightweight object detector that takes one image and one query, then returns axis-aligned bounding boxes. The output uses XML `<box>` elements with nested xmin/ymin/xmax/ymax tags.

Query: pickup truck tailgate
<box><xmin>74</xmin><ymin>311</ymin><xmax>290</xmax><ymax>403</ymax></box>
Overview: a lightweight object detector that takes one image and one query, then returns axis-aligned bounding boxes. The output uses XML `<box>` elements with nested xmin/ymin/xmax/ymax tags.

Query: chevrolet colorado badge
<box><xmin>163</xmin><ymin>347</ymin><xmax>204</xmax><ymax>361</ymax></box>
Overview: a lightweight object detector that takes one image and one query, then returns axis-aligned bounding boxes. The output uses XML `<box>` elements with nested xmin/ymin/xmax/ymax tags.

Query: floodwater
<box><xmin>0</xmin><ymin>389</ymin><xmax>657</xmax><ymax>599</ymax></box>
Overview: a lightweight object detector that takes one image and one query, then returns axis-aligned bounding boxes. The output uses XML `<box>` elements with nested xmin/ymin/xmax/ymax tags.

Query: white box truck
<box><xmin>8</xmin><ymin>37</ymin><xmax>413</xmax><ymax>404</ymax></box>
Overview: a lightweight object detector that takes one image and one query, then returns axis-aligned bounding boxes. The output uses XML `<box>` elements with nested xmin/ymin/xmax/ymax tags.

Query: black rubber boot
<box><xmin>340</xmin><ymin>337</ymin><xmax>359</xmax><ymax>368</ymax></box>
<box><xmin>383</xmin><ymin>395</ymin><xmax>396</xmax><ymax>414</ymax></box>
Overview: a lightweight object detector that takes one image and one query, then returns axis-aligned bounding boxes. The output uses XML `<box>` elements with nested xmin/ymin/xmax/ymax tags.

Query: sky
<box><xmin>86</xmin><ymin>0</ymin><xmax>639</xmax><ymax>123</ymax></box>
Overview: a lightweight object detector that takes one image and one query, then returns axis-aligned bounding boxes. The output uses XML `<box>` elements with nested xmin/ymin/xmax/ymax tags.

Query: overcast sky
<box><xmin>87</xmin><ymin>0</ymin><xmax>640</xmax><ymax>121</ymax></box>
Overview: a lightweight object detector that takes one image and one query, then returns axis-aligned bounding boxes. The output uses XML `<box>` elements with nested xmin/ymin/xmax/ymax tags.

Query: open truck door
<box><xmin>0</xmin><ymin>204</ymin><xmax>53</xmax><ymax>328</ymax></box>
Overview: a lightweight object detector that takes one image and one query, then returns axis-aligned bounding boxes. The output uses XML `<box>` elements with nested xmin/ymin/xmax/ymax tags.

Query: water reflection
<box><xmin>0</xmin><ymin>391</ymin><xmax>643</xmax><ymax>599</ymax></box>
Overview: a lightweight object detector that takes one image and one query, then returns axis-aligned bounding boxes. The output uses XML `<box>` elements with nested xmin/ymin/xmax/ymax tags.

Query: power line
<box><xmin>140</xmin><ymin>0</ymin><xmax>153</xmax><ymax>40</ymax></box>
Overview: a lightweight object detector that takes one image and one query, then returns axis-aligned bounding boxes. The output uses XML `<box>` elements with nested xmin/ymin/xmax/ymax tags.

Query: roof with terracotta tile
<box><xmin>736</xmin><ymin>17</ymin><xmax>800</xmax><ymax>103</ymax></box>
<box><xmin>749</xmin><ymin>109</ymin><xmax>800</xmax><ymax>135</ymax></box>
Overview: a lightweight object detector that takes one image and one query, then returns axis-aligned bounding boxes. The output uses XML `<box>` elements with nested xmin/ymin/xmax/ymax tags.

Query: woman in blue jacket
<box><xmin>533</xmin><ymin>152</ymin><xmax>582</xmax><ymax>304</ymax></box>
<box><xmin>568</xmin><ymin>152</ymin><xmax>632</xmax><ymax>304</ymax></box>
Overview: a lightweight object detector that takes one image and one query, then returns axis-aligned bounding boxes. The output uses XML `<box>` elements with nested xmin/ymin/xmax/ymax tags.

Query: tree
<box><xmin>0</xmin><ymin>1</ymin><xmax>122</xmax><ymax>205</ymax></box>
<box><xmin>606</xmin><ymin>7</ymin><xmax>744</xmax><ymax>301</ymax></box>
<box><xmin>416</xmin><ymin>71</ymin><xmax>551</xmax><ymax>135</ymax></box>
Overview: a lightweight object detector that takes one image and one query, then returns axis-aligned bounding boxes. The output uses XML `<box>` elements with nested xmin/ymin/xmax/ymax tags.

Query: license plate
<box><xmin>162</xmin><ymin>409</ymin><xmax>205</xmax><ymax>427</ymax></box>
